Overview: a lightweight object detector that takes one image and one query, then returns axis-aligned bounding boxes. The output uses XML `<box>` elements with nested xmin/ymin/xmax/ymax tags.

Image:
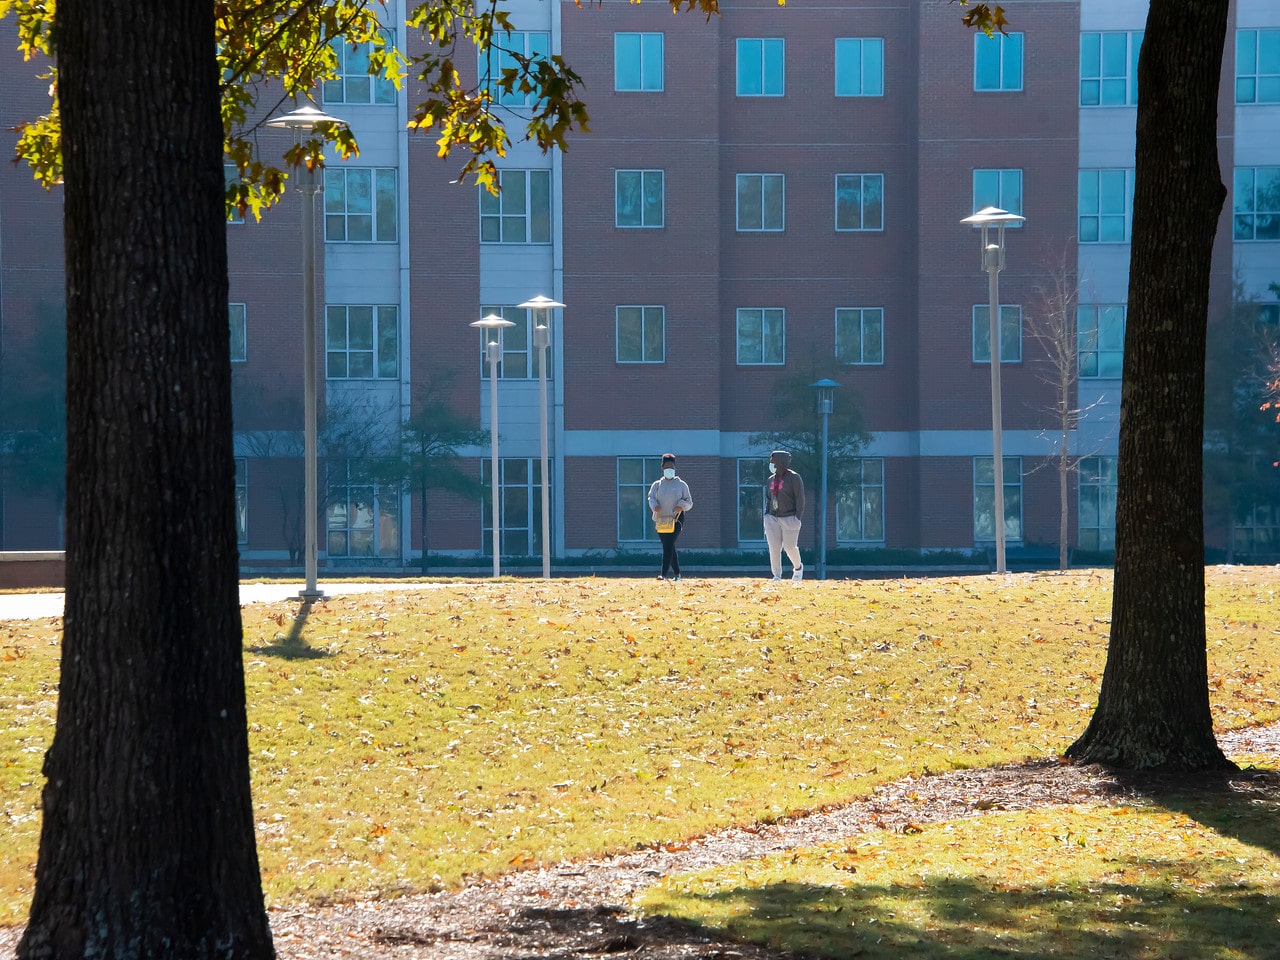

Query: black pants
<box><xmin>659</xmin><ymin>516</ymin><xmax>684</xmax><ymax>576</ymax></box>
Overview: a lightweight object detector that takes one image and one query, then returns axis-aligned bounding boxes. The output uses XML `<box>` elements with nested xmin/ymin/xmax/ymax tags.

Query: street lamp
<box><xmin>471</xmin><ymin>313</ymin><xmax>516</xmax><ymax>577</ymax></box>
<box><xmin>960</xmin><ymin>205</ymin><xmax>1024</xmax><ymax>574</ymax></box>
<box><xmin>517</xmin><ymin>294</ymin><xmax>565</xmax><ymax>580</ymax></box>
<box><xmin>810</xmin><ymin>379</ymin><xmax>841</xmax><ymax>581</ymax></box>
<box><xmin>266</xmin><ymin>103</ymin><xmax>348</xmax><ymax>601</ymax></box>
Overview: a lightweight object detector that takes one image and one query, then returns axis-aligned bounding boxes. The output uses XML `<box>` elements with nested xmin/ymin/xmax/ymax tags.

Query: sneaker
<box><xmin>672</xmin><ymin>575</ymin><xmax>681</xmax><ymax>582</ymax></box>
<box><xmin>771</xmin><ymin>575</ymin><xmax>782</xmax><ymax>581</ymax></box>
<box><xmin>792</xmin><ymin>566</ymin><xmax>804</xmax><ymax>581</ymax></box>
<box><xmin>657</xmin><ymin>574</ymin><xmax>667</xmax><ymax>580</ymax></box>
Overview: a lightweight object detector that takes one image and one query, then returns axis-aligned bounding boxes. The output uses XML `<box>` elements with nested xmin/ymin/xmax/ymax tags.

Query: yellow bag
<box><xmin>655</xmin><ymin>517</ymin><xmax>676</xmax><ymax>534</ymax></box>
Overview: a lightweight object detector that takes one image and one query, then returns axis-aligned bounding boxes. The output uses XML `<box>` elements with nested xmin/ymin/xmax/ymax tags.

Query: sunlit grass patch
<box><xmin>637</xmin><ymin>800</ymin><xmax>1280</xmax><ymax>959</ymax></box>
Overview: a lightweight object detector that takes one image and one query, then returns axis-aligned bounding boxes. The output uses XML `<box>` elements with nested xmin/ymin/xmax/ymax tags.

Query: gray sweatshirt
<box><xmin>648</xmin><ymin>476</ymin><xmax>693</xmax><ymax>520</ymax></box>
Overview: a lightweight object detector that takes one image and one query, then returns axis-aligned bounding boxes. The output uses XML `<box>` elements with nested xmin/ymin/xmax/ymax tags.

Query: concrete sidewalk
<box><xmin>0</xmin><ymin>581</ymin><xmax>449</xmax><ymax>621</ymax></box>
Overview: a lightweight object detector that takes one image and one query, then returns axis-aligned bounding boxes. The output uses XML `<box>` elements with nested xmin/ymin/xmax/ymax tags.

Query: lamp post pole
<box><xmin>471</xmin><ymin>314</ymin><xmax>516</xmax><ymax>577</ymax></box>
<box><xmin>961</xmin><ymin>206</ymin><xmax>1024</xmax><ymax>575</ymax></box>
<box><xmin>266</xmin><ymin>105</ymin><xmax>347</xmax><ymax>601</ymax></box>
<box><xmin>518</xmin><ymin>295</ymin><xmax>565</xmax><ymax>580</ymax></box>
<box><xmin>810</xmin><ymin>379</ymin><xmax>840</xmax><ymax>581</ymax></box>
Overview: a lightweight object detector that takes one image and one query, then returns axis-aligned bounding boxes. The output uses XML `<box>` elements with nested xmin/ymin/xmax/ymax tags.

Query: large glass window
<box><xmin>479</xmin><ymin>169</ymin><xmax>551</xmax><ymax>243</ymax></box>
<box><xmin>736</xmin><ymin>307</ymin><xmax>785</xmax><ymax>365</ymax></box>
<box><xmin>618</xmin><ymin>457</ymin><xmax>663</xmax><ymax>542</ymax></box>
<box><xmin>835</xmin><ymin>307</ymin><xmax>884</xmax><ymax>365</ymax></box>
<box><xmin>229</xmin><ymin>303</ymin><xmax>246</xmax><ymax>362</ymax></box>
<box><xmin>1233</xmin><ymin>459</ymin><xmax>1280</xmax><ymax>556</ymax></box>
<box><xmin>974</xmin><ymin>456</ymin><xmax>1022</xmax><ymax>543</ymax></box>
<box><xmin>1236</xmin><ymin>29</ymin><xmax>1280</xmax><ymax>104</ymax></box>
<box><xmin>482</xmin><ymin>457</ymin><xmax>546</xmax><ymax>556</ymax></box>
<box><xmin>615</xmin><ymin>32</ymin><xmax>663</xmax><ymax>91</ymax></box>
<box><xmin>616</xmin><ymin>169</ymin><xmax>665</xmax><ymax>228</ymax></box>
<box><xmin>1078</xmin><ymin>305</ymin><xmax>1126</xmax><ymax>378</ymax></box>
<box><xmin>974</xmin><ymin>31</ymin><xmax>1023</xmax><ymax>91</ymax></box>
<box><xmin>973</xmin><ymin>168</ymin><xmax>1022</xmax><ymax>219</ymax></box>
<box><xmin>616</xmin><ymin>306</ymin><xmax>665</xmax><ymax>363</ymax></box>
<box><xmin>324</xmin><ymin>167</ymin><xmax>397</xmax><ymax>242</ymax></box>
<box><xmin>737</xmin><ymin>459</ymin><xmax>767</xmax><ymax>542</ymax></box>
<box><xmin>972</xmin><ymin>305</ymin><xmax>1021</xmax><ymax>363</ymax></box>
<box><xmin>834</xmin><ymin>38</ymin><xmax>884</xmax><ymax>96</ymax></box>
<box><xmin>326</xmin><ymin>305</ymin><xmax>398</xmax><ymax>379</ymax></box>
<box><xmin>1233</xmin><ymin>167</ymin><xmax>1280</xmax><ymax>241</ymax></box>
<box><xmin>327</xmin><ymin>460</ymin><xmax>400</xmax><ymax>558</ymax></box>
<box><xmin>736</xmin><ymin>38</ymin><xmax>785</xmax><ymax>96</ymax></box>
<box><xmin>480</xmin><ymin>30</ymin><xmax>550</xmax><ymax>107</ymax></box>
<box><xmin>1078</xmin><ymin>169</ymin><xmax>1134</xmax><ymax>243</ymax></box>
<box><xmin>1079</xmin><ymin>31</ymin><xmax>1142</xmax><ymax>106</ymax></box>
<box><xmin>1077</xmin><ymin>456</ymin><xmax>1117</xmax><ymax>552</ymax></box>
<box><xmin>736</xmin><ymin>173</ymin><xmax>785</xmax><ymax>231</ymax></box>
<box><xmin>235</xmin><ymin>458</ymin><xmax>248</xmax><ymax>544</ymax></box>
<box><xmin>836</xmin><ymin>458</ymin><xmax>884</xmax><ymax>542</ymax></box>
<box><xmin>835</xmin><ymin>173</ymin><xmax>884</xmax><ymax>231</ymax></box>
<box><xmin>323</xmin><ymin>34</ymin><xmax>397</xmax><ymax>105</ymax></box>
<box><xmin>478</xmin><ymin>305</ymin><xmax>544</xmax><ymax>380</ymax></box>
<box><xmin>224</xmin><ymin>164</ymin><xmax>244</xmax><ymax>224</ymax></box>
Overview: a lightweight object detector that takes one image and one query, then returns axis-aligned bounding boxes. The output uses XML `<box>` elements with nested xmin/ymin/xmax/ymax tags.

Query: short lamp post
<box><xmin>471</xmin><ymin>313</ymin><xmax>516</xmax><ymax>577</ymax></box>
<box><xmin>265</xmin><ymin>104</ymin><xmax>348</xmax><ymax>601</ymax></box>
<box><xmin>811</xmin><ymin>378</ymin><xmax>841</xmax><ymax>582</ymax></box>
<box><xmin>517</xmin><ymin>295</ymin><xmax>565</xmax><ymax>580</ymax></box>
<box><xmin>960</xmin><ymin>205</ymin><xmax>1024</xmax><ymax>575</ymax></box>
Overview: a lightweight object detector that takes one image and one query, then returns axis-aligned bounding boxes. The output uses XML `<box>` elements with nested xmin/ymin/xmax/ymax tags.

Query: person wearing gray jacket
<box><xmin>647</xmin><ymin>452</ymin><xmax>693</xmax><ymax>580</ymax></box>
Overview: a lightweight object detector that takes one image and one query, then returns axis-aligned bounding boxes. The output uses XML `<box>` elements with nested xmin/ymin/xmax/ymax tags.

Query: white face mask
<box><xmin>663</xmin><ymin>468</ymin><xmax>676</xmax><ymax>479</ymax></box>
<box><xmin>768</xmin><ymin>462</ymin><xmax>777</xmax><ymax>476</ymax></box>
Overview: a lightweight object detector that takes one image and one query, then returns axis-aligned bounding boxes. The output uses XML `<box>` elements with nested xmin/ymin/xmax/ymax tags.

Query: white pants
<box><xmin>763</xmin><ymin>514</ymin><xmax>803</xmax><ymax>579</ymax></box>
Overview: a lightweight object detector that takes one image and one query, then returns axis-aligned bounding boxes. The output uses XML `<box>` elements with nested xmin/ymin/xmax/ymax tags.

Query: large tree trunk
<box><xmin>18</xmin><ymin>1</ymin><xmax>274</xmax><ymax>958</ymax></box>
<box><xmin>1066</xmin><ymin>0</ymin><xmax>1233</xmax><ymax>770</ymax></box>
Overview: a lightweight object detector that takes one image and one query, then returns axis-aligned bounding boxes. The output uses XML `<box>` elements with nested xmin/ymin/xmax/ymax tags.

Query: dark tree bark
<box><xmin>18</xmin><ymin>2</ymin><xmax>275</xmax><ymax>958</ymax></box>
<box><xmin>1065</xmin><ymin>0</ymin><xmax>1234</xmax><ymax>771</ymax></box>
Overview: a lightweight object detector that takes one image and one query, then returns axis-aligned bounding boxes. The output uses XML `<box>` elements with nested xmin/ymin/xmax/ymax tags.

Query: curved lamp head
<box><xmin>265</xmin><ymin>104</ymin><xmax>348</xmax><ymax>135</ymax></box>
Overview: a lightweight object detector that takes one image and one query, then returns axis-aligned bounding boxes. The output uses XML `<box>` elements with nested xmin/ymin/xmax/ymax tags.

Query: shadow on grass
<box><xmin>1123</xmin><ymin>765</ymin><xmax>1280</xmax><ymax>860</ymax></box>
<box><xmin>653</xmin><ymin>873</ymin><xmax>1280</xmax><ymax>960</ymax></box>
<box><xmin>244</xmin><ymin>598</ymin><xmax>332</xmax><ymax>660</ymax></box>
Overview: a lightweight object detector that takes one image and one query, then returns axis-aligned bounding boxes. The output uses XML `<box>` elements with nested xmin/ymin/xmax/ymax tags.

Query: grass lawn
<box><xmin>2</xmin><ymin>567</ymin><xmax>1278</xmax><ymax>931</ymax></box>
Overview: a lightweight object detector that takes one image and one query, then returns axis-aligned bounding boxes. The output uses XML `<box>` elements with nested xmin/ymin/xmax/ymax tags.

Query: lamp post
<box><xmin>266</xmin><ymin>104</ymin><xmax>347</xmax><ymax>601</ymax></box>
<box><xmin>810</xmin><ymin>379</ymin><xmax>840</xmax><ymax>581</ymax></box>
<box><xmin>471</xmin><ymin>313</ymin><xmax>516</xmax><ymax>577</ymax></box>
<box><xmin>960</xmin><ymin>205</ymin><xmax>1024</xmax><ymax>574</ymax></box>
<box><xmin>517</xmin><ymin>295</ymin><xmax>565</xmax><ymax>579</ymax></box>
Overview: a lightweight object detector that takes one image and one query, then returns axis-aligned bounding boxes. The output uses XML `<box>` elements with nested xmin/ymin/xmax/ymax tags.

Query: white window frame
<box><xmin>1078</xmin><ymin>304</ymin><xmax>1126</xmax><ymax>379</ymax></box>
<box><xmin>972</xmin><ymin>304</ymin><xmax>1022</xmax><ymax>364</ymax></box>
<box><xmin>1079</xmin><ymin>31</ymin><xmax>1142</xmax><ymax>107</ymax></box>
<box><xmin>325</xmin><ymin>304</ymin><xmax>399</xmax><ymax>380</ymax></box>
<box><xmin>736</xmin><ymin>307</ymin><xmax>786</xmax><ymax>365</ymax></box>
<box><xmin>834</xmin><ymin>37</ymin><xmax>884</xmax><ymax>97</ymax></box>
<box><xmin>836</xmin><ymin>457</ymin><xmax>885</xmax><ymax>543</ymax></box>
<box><xmin>1078</xmin><ymin>168</ymin><xmax>1135</xmax><ymax>243</ymax></box>
<box><xmin>972</xmin><ymin>168</ymin><xmax>1023</xmax><ymax>221</ymax></box>
<box><xmin>974</xmin><ymin>456</ymin><xmax>1023</xmax><ymax>544</ymax></box>
<box><xmin>974</xmin><ymin>31</ymin><xmax>1023</xmax><ymax>92</ymax></box>
<box><xmin>326</xmin><ymin>460</ymin><xmax>401</xmax><ymax>559</ymax></box>
<box><xmin>835</xmin><ymin>173</ymin><xmax>884</xmax><ymax>231</ymax></box>
<box><xmin>615</xmin><ymin>169</ymin><xmax>665</xmax><ymax>228</ymax></box>
<box><xmin>614</xmin><ymin>32</ymin><xmax>664</xmax><ymax>92</ymax></box>
<box><xmin>1233</xmin><ymin>166</ymin><xmax>1280</xmax><ymax>242</ymax></box>
<box><xmin>737</xmin><ymin>458</ymin><xmax>767</xmax><ymax>543</ymax></box>
<box><xmin>482</xmin><ymin>457</ymin><xmax>547</xmax><ymax>556</ymax></box>
<box><xmin>229</xmin><ymin>302</ymin><xmax>247</xmax><ymax>363</ymax></box>
<box><xmin>480</xmin><ymin>30</ymin><xmax>550</xmax><ymax>108</ymax></box>
<box><xmin>479</xmin><ymin>169</ymin><xmax>552</xmax><ymax>244</ymax></box>
<box><xmin>324</xmin><ymin>167</ymin><xmax>398</xmax><ymax>243</ymax></box>
<box><xmin>736</xmin><ymin>37</ymin><xmax>785</xmax><ymax>96</ymax></box>
<box><xmin>616</xmin><ymin>305</ymin><xmax>665</xmax><ymax>364</ymax></box>
<box><xmin>835</xmin><ymin>307</ymin><xmax>884</xmax><ymax>365</ymax></box>
<box><xmin>1236</xmin><ymin>29</ymin><xmax>1280</xmax><ymax>105</ymax></box>
<box><xmin>323</xmin><ymin>31</ymin><xmax>398</xmax><ymax>105</ymax></box>
<box><xmin>617</xmin><ymin>457</ymin><xmax>663</xmax><ymax>543</ymax></box>
<box><xmin>1077</xmin><ymin>456</ymin><xmax>1117</xmax><ymax>552</ymax></box>
<box><xmin>234</xmin><ymin>457</ymin><xmax>248</xmax><ymax>545</ymax></box>
<box><xmin>736</xmin><ymin>173</ymin><xmax>785</xmax><ymax>232</ymax></box>
<box><xmin>478</xmin><ymin>305</ymin><xmax>541</xmax><ymax>381</ymax></box>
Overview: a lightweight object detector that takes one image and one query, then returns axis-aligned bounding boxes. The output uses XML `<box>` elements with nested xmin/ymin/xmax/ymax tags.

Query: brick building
<box><xmin>1</xmin><ymin>0</ymin><xmax>1278</xmax><ymax>568</ymax></box>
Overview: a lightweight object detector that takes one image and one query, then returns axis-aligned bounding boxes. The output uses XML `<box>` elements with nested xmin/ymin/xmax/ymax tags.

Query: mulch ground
<box><xmin>3</xmin><ymin>726</ymin><xmax>1278</xmax><ymax>960</ymax></box>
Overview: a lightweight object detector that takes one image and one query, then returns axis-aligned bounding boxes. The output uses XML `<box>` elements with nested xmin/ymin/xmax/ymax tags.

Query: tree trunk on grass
<box><xmin>1065</xmin><ymin>0</ymin><xmax>1234</xmax><ymax>771</ymax></box>
<box><xmin>18</xmin><ymin>2</ymin><xmax>274</xmax><ymax>958</ymax></box>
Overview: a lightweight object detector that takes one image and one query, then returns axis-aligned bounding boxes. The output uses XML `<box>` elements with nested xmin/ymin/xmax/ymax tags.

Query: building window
<box><xmin>1078</xmin><ymin>304</ymin><xmax>1126</xmax><ymax>378</ymax></box>
<box><xmin>972</xmin><ymin>305</ymin><xmax>1021</xmax><ymax>364</ymax></box>
<box><xmin>1236</xmin><ymin>29</ymin><xmax>1280</xmax><ymax>104</ymax></box>
<box><xmin>616</xmin><ymin>305</ymin><xmax>665</xmax><ymax>363</ymax></box>
<box><xmin>235</xmin><ymin>458</ymin><xmax>248</xmax><ymax>544</ymax></box>
<box><xmin>835</xmin><ymin>307</ymin><xmax>884</xmax><ymax>365</ymax></box>
<box><xmin>1233</xmin><ymin>459</ymin><xmax>1280</xmax><ymax>556</ymax></box>
<box><xmin>616</xmin><ymin>169</ymin><xmax>664</xmax><ymax>228</ymax></box>
<box><xmin>1078</xmin><ymin>456</ymin><xmax>1117</xmax><ymax>552</ymax></box>
<box><xmin>837</xmin><ymin>458</ymin><xmax>884</xmax><ymax>542</ymax></box>
<box><xmin>615</xmin><ymin>32</ymin><xmax>663</xmax><ymax>91</ymax></box>
<box><xmin>834</xmin><ymin>37</ymin><xmax>884</xmax><ymax>96</ymax></box>
<box><xmin>478</xmin><ymin>305</ymin><xmax>542</xmax><ymax>380</ymax></box>
<box><xmin>481</xmin><ymin>457</ymin><xmax>546</xmax><ymax>557</ymax></box>
<box><xmin>324</xmin><ymin>167</ymin><xmax>397</xmax><ymax>242</ymax></box>
<box><xmin>479</xmin><ymin>169</ymin><xmax>551</xmax><ymax>243</ymax></box>
<box><xmin>737</xmin><ymin>459</ymin><xmax>767</xmax><ymax>542</ymax></box>
<box><xmin>326</xmin><ymin>305</ymin><xmax>398</xmax><ymax>379</ymax></box>
<box><xmin>326</xmin><ymin>460</ymin><xmax>400</xmax><ymax>558</ymax></box>
<box><xmin>973</xmin><ymin>168</ymin><xmax>1022</xmax><ymax>219</ymax></box>
<box><xmin>736</xmin><ymin>37</ymin><xmax>784</xmax><ymax>96</ymax></box>
<box><xmin>1078</xmin><ymin>169</ymin><xmax>1134</xmax><ymax>243</ymax></box>
<box><xmin>618</xmin><ymin>457</ymin><xmax>663</xmax><ymax>542</ymax></box>
<box><xmin>835</xmin><ymin>173</ymin><xmax>884</xmax><ymax>231</ymax></box>
<box><xmin>229</xmin><ymin>303</ymin><xmax>247</xmax><ymax>362</ymax></box>
<box><xmin>1080</xmin><ymin>31</ymin><xmax>1142</xmax><ymax>106</ymax></box>
<box><xmin>736</xmin><ymin>173</ymin><xmax>785</xmax><ymax>232</ymax></box>
<box><xmin>224</xmin><ymin>164</ymin><xmax>244</xmax><ymax>224</ymax></box>
<box><xmin>974</xmin><ymin>456</ymin><xmax>1022</xmax><ymax>543</ymax></box>
<box><xmin>480</xmin><ymin>30</ymin><xmax>550</xmax><ymax>108</ymax></box>
<box><xmin>323</xmin><ymin>34</ymin><xmax>397</xmax><ymax>105</ymax></box>
<box><xmin>736</xmin><ymin>307</ymin><xmax>785</xmax><ymax>365</ymax></box>
<box><xmin>974</xmin><ymin>31</ymin><xmax>1023</xmax><ymax>91</ymax></box>
<box><xmin>1234</xmin><ymin>167</ymin><xmax>1280</xmax><ymax>241</ymax></box>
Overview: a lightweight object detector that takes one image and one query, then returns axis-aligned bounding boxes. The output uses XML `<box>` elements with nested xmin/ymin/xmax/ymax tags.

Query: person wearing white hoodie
<box><xmin>647</xmin><ymin>453</ymin><xmax>693</xmax><ymax>581</ymax></box>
